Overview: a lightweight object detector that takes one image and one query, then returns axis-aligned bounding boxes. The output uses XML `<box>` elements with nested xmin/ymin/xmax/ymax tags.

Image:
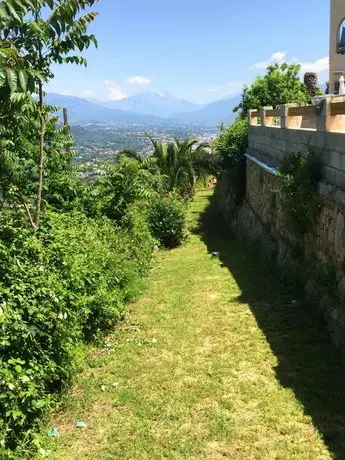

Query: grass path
<box><xmin>42</xmin><ymin>190</ymin><xmax>345</xmax><ymax>459</ymax></box>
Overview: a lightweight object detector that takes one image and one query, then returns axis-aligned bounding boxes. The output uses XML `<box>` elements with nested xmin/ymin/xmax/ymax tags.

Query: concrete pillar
<box><xmin>317</xmin><ymin>96</ymin><xmax>345</xmax><ymax>132</ymax></box>
<box><xmin>260</xmin><ymin>106</ymin><xmax>274</xmax><ymax>127</ymax></box>
<box><xmin>279</xmin><ymin>103</ymin><xmax>302</xmax><ymax>129</ymax></box>
<box><xmin>248</xmin><ymin>109</ymin><xmax>259</xmax><ymax>126</ymax></box>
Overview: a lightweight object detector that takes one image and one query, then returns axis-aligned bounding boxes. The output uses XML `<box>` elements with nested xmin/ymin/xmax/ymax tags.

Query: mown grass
<box><xmin>39</xmin><ymin>189</ymin><xmax>345</xmax><ymax>459</ymax></box>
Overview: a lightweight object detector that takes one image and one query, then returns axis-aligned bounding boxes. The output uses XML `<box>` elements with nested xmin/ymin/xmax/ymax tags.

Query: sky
<box><xmin>47</xmin><ymin>0</ymin><xmax>330</xmax><ymax>104</ymax></box>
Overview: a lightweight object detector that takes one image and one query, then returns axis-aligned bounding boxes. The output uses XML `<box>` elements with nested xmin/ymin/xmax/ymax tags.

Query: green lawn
<box><xmin>40</xmin><ymin>189</ymin><xmax>345</xmax><ymax>459</ymax></box>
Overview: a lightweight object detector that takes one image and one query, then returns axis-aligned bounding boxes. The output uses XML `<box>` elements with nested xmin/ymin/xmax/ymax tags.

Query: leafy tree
<box><xmin>0</xmin><ymin>0</ymin><xmax>98</xmax><ymax>230</ymax></box>
<box><xmin>121</xmin><ymin>135</ymin><xmax>218</xmax><ymax>198</ymax></box>
<box><xmin>87</xmin><ymin>159</ymin><xmax>162</xmax><ymax>222</ymax></box>
<box><xmin>234</xmin><ymin>63</ymin><xmax>310</xmax><ymax>117</ymax></box>
<box><xmin>213</xmin><ymin>117</ymin><xmax>248</xmax><ymax>201</ymax></box>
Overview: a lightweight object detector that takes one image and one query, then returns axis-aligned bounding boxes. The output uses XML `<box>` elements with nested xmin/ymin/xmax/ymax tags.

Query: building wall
<box><xmin>330</xmin><ymin>0</ymin><xmax>345</xmax><ymax>93</ymax></box>
<box><xmin>248</xmin><ymin>125</ymin><xmax>345</xmax><ymax>190</ymax></box>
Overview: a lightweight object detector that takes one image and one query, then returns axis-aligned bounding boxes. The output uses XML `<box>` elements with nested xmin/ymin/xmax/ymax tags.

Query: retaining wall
<box><xmin>216</xmin><ymin>131</ymin><xmax>345</xmax><ymax>355</ymax></box>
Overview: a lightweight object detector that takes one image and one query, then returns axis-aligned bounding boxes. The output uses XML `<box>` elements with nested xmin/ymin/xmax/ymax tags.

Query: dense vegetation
<box><xmin>278</xmin><ymin>150</ymin><xmax>322</xmax><ymax>236</ymax></box>
<box><xmin>0</xmin><ymin>1</ymin><xmax>217</xmax><ymax>458</ymax></box>
<box><xmin>214</xmin><ymin>63</ymin><xmax>322</xmax><ymax>200</ymax></box>
<box><xmin>233</xmin><ymin>63</ymin><xmax>310</xmax><ymax>117</ymax></box>
<box><xmin>0</xmin><ymin>2</ymin><xmax>320</xmax><ymax>455</ymax></box>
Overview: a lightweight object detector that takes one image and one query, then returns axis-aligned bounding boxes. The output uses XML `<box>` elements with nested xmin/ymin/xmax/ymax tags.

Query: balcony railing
<box><xmin>248</xmin><ymin>97</ymin><xmax>345</xmax><ymax>133</ymax></box>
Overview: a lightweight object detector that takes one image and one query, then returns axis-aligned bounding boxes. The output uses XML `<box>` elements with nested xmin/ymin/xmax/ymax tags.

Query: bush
<box><xmin>0</xmin><ymin>210</ymin><xmax>154</xmax><ymax>457</ymax></box>
<box><xmin>214</xmin><ymin>117</ymin><xmax>248</xmax><ymax>201</ymax></box>
<box><xmin>147</xmin><ymin>194</ymin><xmax>188</xmax><ymax>249</ymax></box>
<box><xmin>85</xmin><ymin>160</ymin><xmax>161</xmax><ymax>222</ymax></box>
<box><xmin>278</xmin><ymin>150</ymin><xmax>321</xmax><ymax>236</ymax></box>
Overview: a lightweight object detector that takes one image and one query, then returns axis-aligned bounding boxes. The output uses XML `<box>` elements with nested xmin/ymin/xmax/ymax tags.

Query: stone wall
<box><xmin>249</xmin><ymin>125</ymin><xmax>345</xmax><ymax>190</ymax></box>
<box><xmin>217</xmin><ymin>158</ymin><xmax>345</xmax><ymax>355</ymax></box>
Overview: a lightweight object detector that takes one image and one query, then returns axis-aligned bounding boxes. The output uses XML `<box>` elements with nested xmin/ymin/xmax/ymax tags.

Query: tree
<box><xmin>88</xmin><ymin>159</ymin><xmax>161</xmax><ymax>222</ymax></box>
<box><xmin>213</xmin><ymin>117</ymin><xmax>248</xmax><ymax>201</ymax></box>
<box><xmin>121</xmin><ymin>135</ymin><xmax>218</xmax><ymax>198</ymax></box>
<box><xmin>234</xmin><ymin>63</ymin><xmax>310</xmax><ymax>118</ymax></box>
<box><xmin>0</xmin><ymin>0</ymin><xmax>98</xmax><ymax>230</ymax></box>
<box><xmin>304</xmin><ymin>72</ymin><xmax>318</xmax><ymax>98</ymax></box>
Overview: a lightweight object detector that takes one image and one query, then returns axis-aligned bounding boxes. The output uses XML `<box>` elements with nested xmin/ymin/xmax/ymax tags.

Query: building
<box><xmin>330</xmin><ymin>0</ymin><xmax>345</xmax><ymax>93</ymax></box>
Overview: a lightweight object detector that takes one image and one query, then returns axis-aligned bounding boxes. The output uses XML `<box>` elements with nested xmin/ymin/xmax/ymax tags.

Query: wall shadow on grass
<box><xmin>196</xmin><ymin>190</ymin><xmax>345</xmax><ymax>459</ymax></box>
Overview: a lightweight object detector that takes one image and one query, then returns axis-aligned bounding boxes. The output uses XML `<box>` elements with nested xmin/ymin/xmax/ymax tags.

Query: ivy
<box><xmin>278</xmin><ymin>149</ymin><xmax>322</xmax><ymax>236</ymax></box>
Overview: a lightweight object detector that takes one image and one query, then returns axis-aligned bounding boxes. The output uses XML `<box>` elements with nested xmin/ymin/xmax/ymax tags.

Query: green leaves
<box><xmin>64</xmin><ymin>55</ymin><xmax>87</xmax><ymax>66</ymax></box>
<box><xmin>0</xmin><ymin>206</ymin><xmax>154</xmax><ymax>455</ymax></box>
<box><xmin>214</xmin><ymin>117</ymin><xmax>248</xmax><ymax>201</ymax></box>
<box><xmin>2</xmin><ymin>0</ymin><xmax>23</xmax><ymax>22</ymax></box>
<box><xmin>148</xmin><ymin>194</ymin><xmax>188</xmax><ymax>248</ymax></box>
<box><xmin>18</xmin><ymin>69</ymin><xmax>26</xmax><ymax>91</ymax></box>
<box><xmin>0</xmin><ymin>0</ymin><xmax>98</xmax><ymax>95</ymax></box>
<box><xmin>5</xmin><ymin>68</ymin><xmax>17</xmax><ymax>91</ymax></box>
<box><xmin>278</xmin><ymin>150</ymin><xmax>321</xmax><ymax>236</ymax></box>
<box><xmin>234</xmin><ymin>63</ymin><xmax>310</xmax><ymax>116</ymax></box>
<box><xmin>145</xmin><ymin>135</ymin><xmax>217</xmax><ymax>199</ymax></box>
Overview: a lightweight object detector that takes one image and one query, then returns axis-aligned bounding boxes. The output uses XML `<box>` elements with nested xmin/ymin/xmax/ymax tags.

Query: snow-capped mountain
<box><xmin>99</xmin><ymin>91</ymin><xmax>202</xmax><ymax>117</ymax></box>
<box><xmin>45</xmin><ymin>91</ymin><xmax>240</xmax><ymax>126</ymax></box>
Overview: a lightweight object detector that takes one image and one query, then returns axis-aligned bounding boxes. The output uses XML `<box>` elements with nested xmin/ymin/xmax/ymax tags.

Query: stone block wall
<box><xmin>217</xmin><ymin>158</ymin><xmax>345</xmax><ymax>355</ymax></box>
<box><xmin>216</xmin><ymin>100</ymin><xmax>345</xmax><ymax>355</ymax></box>
<box><xmin>248</xmin><ymin>125</ymin><xmax>345</xmax><ymax>190</ymax></box>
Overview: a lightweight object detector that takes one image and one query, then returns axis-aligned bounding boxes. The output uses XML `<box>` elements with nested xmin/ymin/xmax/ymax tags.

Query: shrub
<box><xmin>0</xmin><ymin>210</ymin><xmax>153</xmax><ymax>457</ymax></box>
<box><xmin>214</xmin><ymin>117</ymin><xmax>248</xmax><ymax>201</ymax></box>
<box><xmin>147</xmin><ymin>194</ymin><xmax>188</xmax><ymax>249</ymax></box>
<box><xmin>278</xmin><ymin>150</ymin><xmax>321</xmax><ymax>236</ymax></box>
<box><xmin>86</xmin><ymin>160</ymin><xmax>161</xmax><ymax>222</ymax></box>
<box><xmin>123</xmin><ymin>201</ymin><xmax>156</xmax><ymax>275</ymax></box>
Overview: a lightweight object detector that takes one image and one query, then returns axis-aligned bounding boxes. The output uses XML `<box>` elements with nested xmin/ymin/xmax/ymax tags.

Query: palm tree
<box><xmin>119</xmin><ymin>135</ymin><xmax>218</xmax><ymax>198</ymax></box>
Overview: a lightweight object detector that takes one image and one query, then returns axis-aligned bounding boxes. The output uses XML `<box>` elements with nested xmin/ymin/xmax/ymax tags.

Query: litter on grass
<box><xmin>47</xmin><ymin>427</ymin><xmax>59</xmax><ymax>437</ymax></box>
<box><xmin>76</xmin><ymin>421</ymin><xmax>87</xmax><ymax>429</ymax></box>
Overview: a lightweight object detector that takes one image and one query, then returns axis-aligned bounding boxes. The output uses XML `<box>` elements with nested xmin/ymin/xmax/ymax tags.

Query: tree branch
<box><xmin>35</xmin><ymin>78</ymin><xmax>45</xmax><ymax>229</ymax></box>
<box><xmin>17</xmin><ymin>190</ymin><xmax>37</xmax><ymax>231</ymax></box>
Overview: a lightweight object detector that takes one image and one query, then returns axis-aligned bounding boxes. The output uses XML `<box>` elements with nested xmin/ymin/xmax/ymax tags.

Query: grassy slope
<box><xmin>41</xmin><ymin>189</ymin><xmax>345</xmax><ymax>459</ymax></box>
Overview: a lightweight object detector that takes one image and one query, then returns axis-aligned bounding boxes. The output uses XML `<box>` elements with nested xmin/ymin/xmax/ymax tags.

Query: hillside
<box><xmin>100</xmin><ymin>91</ymin><xmax>201</xmax><ymax>117</ymax></box>
<box><xmin>47</xmin><ymin>92</ymin><xmax>241</xmax><ymax>127</ymax></box>
<box><xmin>45</xmin><ymin>93</ymin><xmax>162</xmax><ymax>124</ymax></box>
<box><xmin>172</xmin><ymin>95</ymin><xmax>241</xmax><ymax>125</ymax></box>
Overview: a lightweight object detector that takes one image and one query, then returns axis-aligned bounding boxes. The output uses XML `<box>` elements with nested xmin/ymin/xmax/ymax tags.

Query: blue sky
<box><xmin>48</xmin><ymin>0</ymin><xmax>330</xmax><ymax>104</ymax></box>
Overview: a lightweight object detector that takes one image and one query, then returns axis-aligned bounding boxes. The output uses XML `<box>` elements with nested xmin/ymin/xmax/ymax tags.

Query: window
<box><xmin>337</xmin><ymin>19</ymin><xmax>345</xmax><ymax>54</ymax></box>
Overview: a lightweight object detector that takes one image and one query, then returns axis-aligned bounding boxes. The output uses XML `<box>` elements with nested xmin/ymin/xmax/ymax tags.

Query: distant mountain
<box><xmin>98</xmin><ymin>91</ymin><xmax>202</xmax><ymax>117</ymax></box>
<box><xmin>46</xmin><ymin>92</ymin><xmax>241</xmax><ymax>127</ymax></box>
<box><xmin>171</xmin><ymin>95</ymin><xmax>241</xmax><ymax>126</ymax></box>
<box><xmin>45</xmin><ymin>93</ymin><xmax>162</xmax><ymax>124</ymax></box>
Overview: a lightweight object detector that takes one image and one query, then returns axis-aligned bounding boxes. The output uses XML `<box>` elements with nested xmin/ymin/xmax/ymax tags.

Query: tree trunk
<box><xmin>18</xmin><ymin>191</ymin><xmax>36</xmax><ymax>231</ymax></box>
<box><xmin>35</xmin><ymin>80</ymin><xmax>45</xmax><ymax>229</ymax></box>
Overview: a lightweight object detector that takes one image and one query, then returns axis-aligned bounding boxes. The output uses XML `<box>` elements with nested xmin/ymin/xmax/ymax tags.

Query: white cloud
<box><xmin>104</xmin><ymin>80</ymin><xmax>116</xmax><ymax>86</ymax></box>
<box><xmin>104</xmin><ymin>80</ymin><xmax>127</xmax><ymax>100</ymax></box>
<box><xmin>251</xmin><ymin>52</ymin><xmax>329</xmax><ymax>76</ymax></box>
<box><xmin>108</xmin><ymin>86</ymin><xmax>127</xmax><ymax>100</ymax></box>
<box><xmin>252</xmin><ymin>51</ymin><xmax>287</xmax><ymax>69</ymax></box>
<box><xmin>82</xmin><ymin>89</ymin><xmax>94</xmax><ymax>97</ymax></box>
<box><xmin>208</xmin><ymin>87</ymin><xmax>220</xmax><ymax>92</ymax></box>
<box><xmin>127</xmin><ymin>75</ymin><xmax>151</xmax><ymax>85</ymax></box>
<box><xmin>299</xmin><ymin>57</ymin><xmax>329</xmax><ymax>74</ymax></box>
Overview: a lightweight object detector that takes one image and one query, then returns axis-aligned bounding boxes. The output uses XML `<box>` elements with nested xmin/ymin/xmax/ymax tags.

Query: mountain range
<box><xmin>46</xmin><ymin>91</ymin><xmax>241</xmax><ymax>127</ymax></box>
